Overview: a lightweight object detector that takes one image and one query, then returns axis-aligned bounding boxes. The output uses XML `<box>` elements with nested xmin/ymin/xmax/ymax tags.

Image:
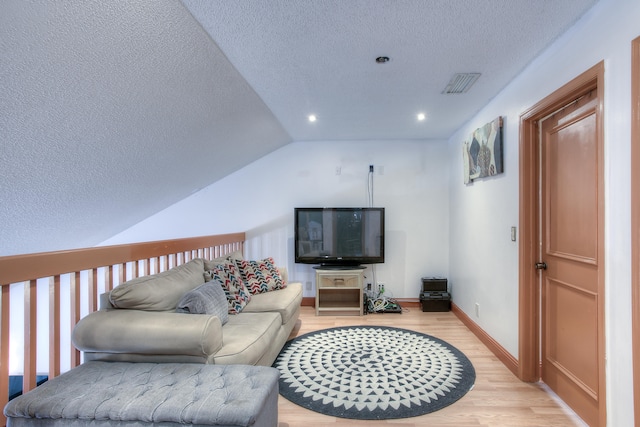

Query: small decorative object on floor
<box><xmin>273</xmin><ymin>326</ymin><xmax>475</xmax><ymax>420</ymax></box>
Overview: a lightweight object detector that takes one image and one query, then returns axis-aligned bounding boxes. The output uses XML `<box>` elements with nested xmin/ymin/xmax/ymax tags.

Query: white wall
<box><xmin>102</xmin><ymin>1</ymin><xmax>640</xmax><ymax>422</ymax></box>
<box><xmin>102</xmin><ymin>139</ymin><xmax>450</xmax><ymax>300</ymax></box>
<box><xmin>448</xmin><ymin>122</ymin><xmax>519</xmax><ymax>355</ymax></box>
<box><xmin>447</xmin><ymin>0</ymin><xmax>638</xmax><ymax>424</ymax></box>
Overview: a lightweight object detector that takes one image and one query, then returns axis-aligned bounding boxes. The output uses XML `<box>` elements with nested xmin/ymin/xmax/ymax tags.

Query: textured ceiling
<box><xmin>183</xmin><ymin>0</ymin><xmax>600</xmax><ymax>140</ymax></box>
<box><xmin>0</xmin><ymin>0</ymin><xmax>290</xmax><ymax>256</ymax></box>
<box><xmin>0</xmin><ymin>0</ymin><xmax>598</xmax><ymax>256</ymax></box>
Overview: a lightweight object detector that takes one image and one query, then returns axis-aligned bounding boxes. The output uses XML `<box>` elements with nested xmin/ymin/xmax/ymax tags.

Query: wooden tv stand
<box><xmin>315</xmin><ymin>267</ymin><xmax>364</xmax><ymax>316</ymax></box>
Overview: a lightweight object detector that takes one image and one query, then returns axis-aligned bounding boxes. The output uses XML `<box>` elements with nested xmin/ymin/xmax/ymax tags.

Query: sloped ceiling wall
<box><xmin>0</xmin><ymin>1</ymin><xmax>290</xmax><ymax>256</ymax></box>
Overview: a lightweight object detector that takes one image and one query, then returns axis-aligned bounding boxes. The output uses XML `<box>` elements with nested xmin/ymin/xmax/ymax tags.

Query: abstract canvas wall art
<box><xmin>463</xmin><ymin>116</ymin><xmax>503</xmax><ymax>184</ymax></box>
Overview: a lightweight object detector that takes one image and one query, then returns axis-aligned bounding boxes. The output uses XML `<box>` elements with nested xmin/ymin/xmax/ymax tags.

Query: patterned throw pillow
<box><xmin>205</xmin><ymin>261</ymin><xmax>251</xmax><ymax>314</ymax></box>
<box><xmin>234</xmin><ymin>257</ymin><xmax>287</xmax><ymax>294</ymax></box>
<box><xmin>175</xmin><ymin>280</ymin><xmax>229</xmax><ymax>325</ymax></box>
<box><xmin>203</xmin><ymin>250</ymin><xmax>244</xmax><ymax>275</ymax></box>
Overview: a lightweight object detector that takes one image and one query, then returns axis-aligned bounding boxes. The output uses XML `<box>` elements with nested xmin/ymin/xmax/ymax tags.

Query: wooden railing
<box><xmin>0</xmin><ymin>233</ymin><xmax>245</xmax><ymax>425</ymax></box>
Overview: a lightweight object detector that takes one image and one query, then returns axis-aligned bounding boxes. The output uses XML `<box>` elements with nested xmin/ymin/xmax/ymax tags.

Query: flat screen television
<box><xmin>294</xmin><ymin>207</ymin><xmax>385</xmax><ymax>267</ymax></box>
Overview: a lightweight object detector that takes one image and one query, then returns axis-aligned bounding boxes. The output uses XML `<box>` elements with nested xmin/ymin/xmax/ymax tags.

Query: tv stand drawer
<box><xmin>317</xmin><ymin>275</ymin><xmax>360</xmax><ymax>288</ymax></box>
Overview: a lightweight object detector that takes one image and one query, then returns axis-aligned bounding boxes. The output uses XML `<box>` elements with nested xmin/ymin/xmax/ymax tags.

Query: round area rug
<box><xmin>273</xmin><ymin>326</ymin><xmax>475</xmax><ymax>420</ymax></box>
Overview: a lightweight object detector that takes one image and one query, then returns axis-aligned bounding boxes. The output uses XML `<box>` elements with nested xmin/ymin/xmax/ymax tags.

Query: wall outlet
<box><xmin>475</xmin><ymin>303</ymin><xmax>480</xmax><ymax>317</ymax></box>
<box><xmin>378</xmin><ymin>283</ymin><xmax>385</xmax><ymax>294</ymax></box>
<box><xmin>305</xmin><ymin>281</ymin><xmax>312</xmax><ymax>291</ymax></box>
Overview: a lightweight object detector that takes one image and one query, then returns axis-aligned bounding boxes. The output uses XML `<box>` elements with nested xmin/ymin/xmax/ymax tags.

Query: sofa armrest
<box><xmin>72</xmin><ymin>310</ymin><xmax>223</xmax><ymax>358</ymax></box>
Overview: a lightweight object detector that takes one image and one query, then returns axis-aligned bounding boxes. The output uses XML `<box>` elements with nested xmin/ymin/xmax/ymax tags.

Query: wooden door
<box><xmin>539</xmin><ymin>91</ymin><xmax>603</xmax><ymax>426</ymax></box>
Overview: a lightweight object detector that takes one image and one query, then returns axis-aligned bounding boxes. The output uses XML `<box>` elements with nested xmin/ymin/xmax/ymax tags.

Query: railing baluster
<box><xmin>131</xmin><ymin>261</ymin><xmax>138</xmax><ymax>279</ymax></box>
<box><xmin>117</xmin><ymin>263</ymin><xmax>125</xmax><ymax>286</ymax></box>
<box><xmin>70</xmin><ymin>272</ymin><xmax>81</xmax><ymax>368</ymax></box>
<box><xmin>108</xmin><ymin>265</ymin><xmax>115</xmax><ymax>291</ymax></box>
<box><xmin>23</xmin><ymin>280</ymin><xmax>37</xmax><ymax>395</ymax></box>
<box><xmin>49</xmin><ymin>276</ymin><xmax>61</xmax><ymax>380</ymax></box>
<box><xmin>142</xmin><ymin>259</ymin><xmax>149</xmax><ymax>277</ymax></box>
<box><xmin>89</xmin><ymin>269</ymin><xmax>98</xmax><ymax>314</ymax></box>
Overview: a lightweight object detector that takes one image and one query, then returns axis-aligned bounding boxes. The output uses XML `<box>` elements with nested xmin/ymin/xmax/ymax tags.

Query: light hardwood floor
<box><xmin>278</xmin><ymin>306</ymin><xmax>587</xmax><ymax>427</ymax></box>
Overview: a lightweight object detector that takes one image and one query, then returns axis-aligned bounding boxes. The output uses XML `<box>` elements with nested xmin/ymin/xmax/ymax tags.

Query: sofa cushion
<box><xmin>243</xmin><ymin>282</ymin><xmax>302</xmax><ymax>325</ymax></box>
<box><xmin>176</xmin><ymin>280</ymin><xmax>229</xmax><ymax>325</ymax></box>
<box><xmin>206</xmin><ymin>260</ymin><xmax>251</xmax><ymax>314</ymax></box>
<box><xmin>109</xmin><ymin>258</ymin><xmax>205</xmax><ymax>311</ymax></box>
<box><xmin>234</xmin><ymin>257</ymin><xmax>286</xmax><ymax>294</ymax></box>
<box><xmin>214</xmin><ymin>312</ymin><xmax>281</xmax><ymax>365</ymax></box>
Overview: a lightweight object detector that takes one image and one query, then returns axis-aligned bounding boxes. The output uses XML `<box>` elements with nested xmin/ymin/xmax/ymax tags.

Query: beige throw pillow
<box><xmin>109</xmin><ymin>258</ymin><xmax>205</xmax><ymax>311</ymax></box>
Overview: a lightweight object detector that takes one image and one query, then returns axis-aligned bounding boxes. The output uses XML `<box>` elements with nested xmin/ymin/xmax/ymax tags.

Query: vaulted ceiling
<box><xmin>0</xmin><ymin>0</ymin><xmax>599</xmax><ymax>256</ymax></box>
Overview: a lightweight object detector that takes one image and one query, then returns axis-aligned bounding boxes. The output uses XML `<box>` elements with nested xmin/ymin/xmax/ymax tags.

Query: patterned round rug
<box><xmin>273</xmin><ymin>326</ymin><xmax>475</xmax><ymax>420</ymax></box>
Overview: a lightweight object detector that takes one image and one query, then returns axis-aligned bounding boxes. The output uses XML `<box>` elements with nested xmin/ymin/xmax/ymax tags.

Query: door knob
<box><xmin>535</xmin><ymin>262</ymin><xmax>547</xmax><ymax>270</ymax></box>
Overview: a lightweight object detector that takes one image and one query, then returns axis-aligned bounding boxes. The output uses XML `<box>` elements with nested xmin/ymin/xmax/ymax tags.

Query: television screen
<box><xmin>294</xmin><ymin>207</ymin><xmax>385</xmax><ymax>267</ymax></box>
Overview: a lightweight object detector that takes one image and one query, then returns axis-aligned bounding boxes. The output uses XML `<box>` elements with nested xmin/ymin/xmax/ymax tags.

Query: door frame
<box><xmin>518</xmin><ymin>62</ymin><xmax>605</xmax><ymax>423</ymax></box>
<box><xmin>631</xmin><ymin>36</ymin><xmax>640</xmax><ymax>427</ymax></box>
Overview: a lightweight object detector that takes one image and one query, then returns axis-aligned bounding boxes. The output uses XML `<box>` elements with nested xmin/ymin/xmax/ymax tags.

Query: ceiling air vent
<box><xmin>442</xmin><ymin>73</ymin><xmax>481</xmax><ymax>94</ymax></box>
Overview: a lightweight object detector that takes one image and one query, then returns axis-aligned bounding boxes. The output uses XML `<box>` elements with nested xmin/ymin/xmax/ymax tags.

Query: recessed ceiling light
<box><xmin>308</xmin><ymin>114</ymin><xmax>317</xmax><ymax>122</ymax></box>
<box><xmin>417</xmin><ymin>113</ymin><xmax>426</xmax><ymax>121</ymax></box>
<box><xmin>376</xmin><ymin>56</ymin><xmax>390</xmax><ymax>64</ymax></box>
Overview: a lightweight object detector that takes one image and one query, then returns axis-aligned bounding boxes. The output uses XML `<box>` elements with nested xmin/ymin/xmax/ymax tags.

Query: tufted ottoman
<box><xmin>4</xmin><ymin>362</ymin><xmax>279</xmax><ymax>427</ymax></box>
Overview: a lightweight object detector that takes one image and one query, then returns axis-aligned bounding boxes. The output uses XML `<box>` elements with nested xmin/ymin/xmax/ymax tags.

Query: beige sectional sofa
<box><xmin>72</xmin><ymin>255</ymin><xmax>302</xmax><ymax>366</ymax></box>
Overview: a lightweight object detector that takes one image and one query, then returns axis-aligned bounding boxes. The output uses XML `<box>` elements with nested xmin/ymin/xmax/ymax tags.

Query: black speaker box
<box><xmin>421</xmin><ymin>277</ymin><xmax>447</xmax><ymax>292</ymax></box>
<box><xmin>419</xmin><ymin>291</ymin><xmax>451</xmax><ymax>312</ymax></box>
